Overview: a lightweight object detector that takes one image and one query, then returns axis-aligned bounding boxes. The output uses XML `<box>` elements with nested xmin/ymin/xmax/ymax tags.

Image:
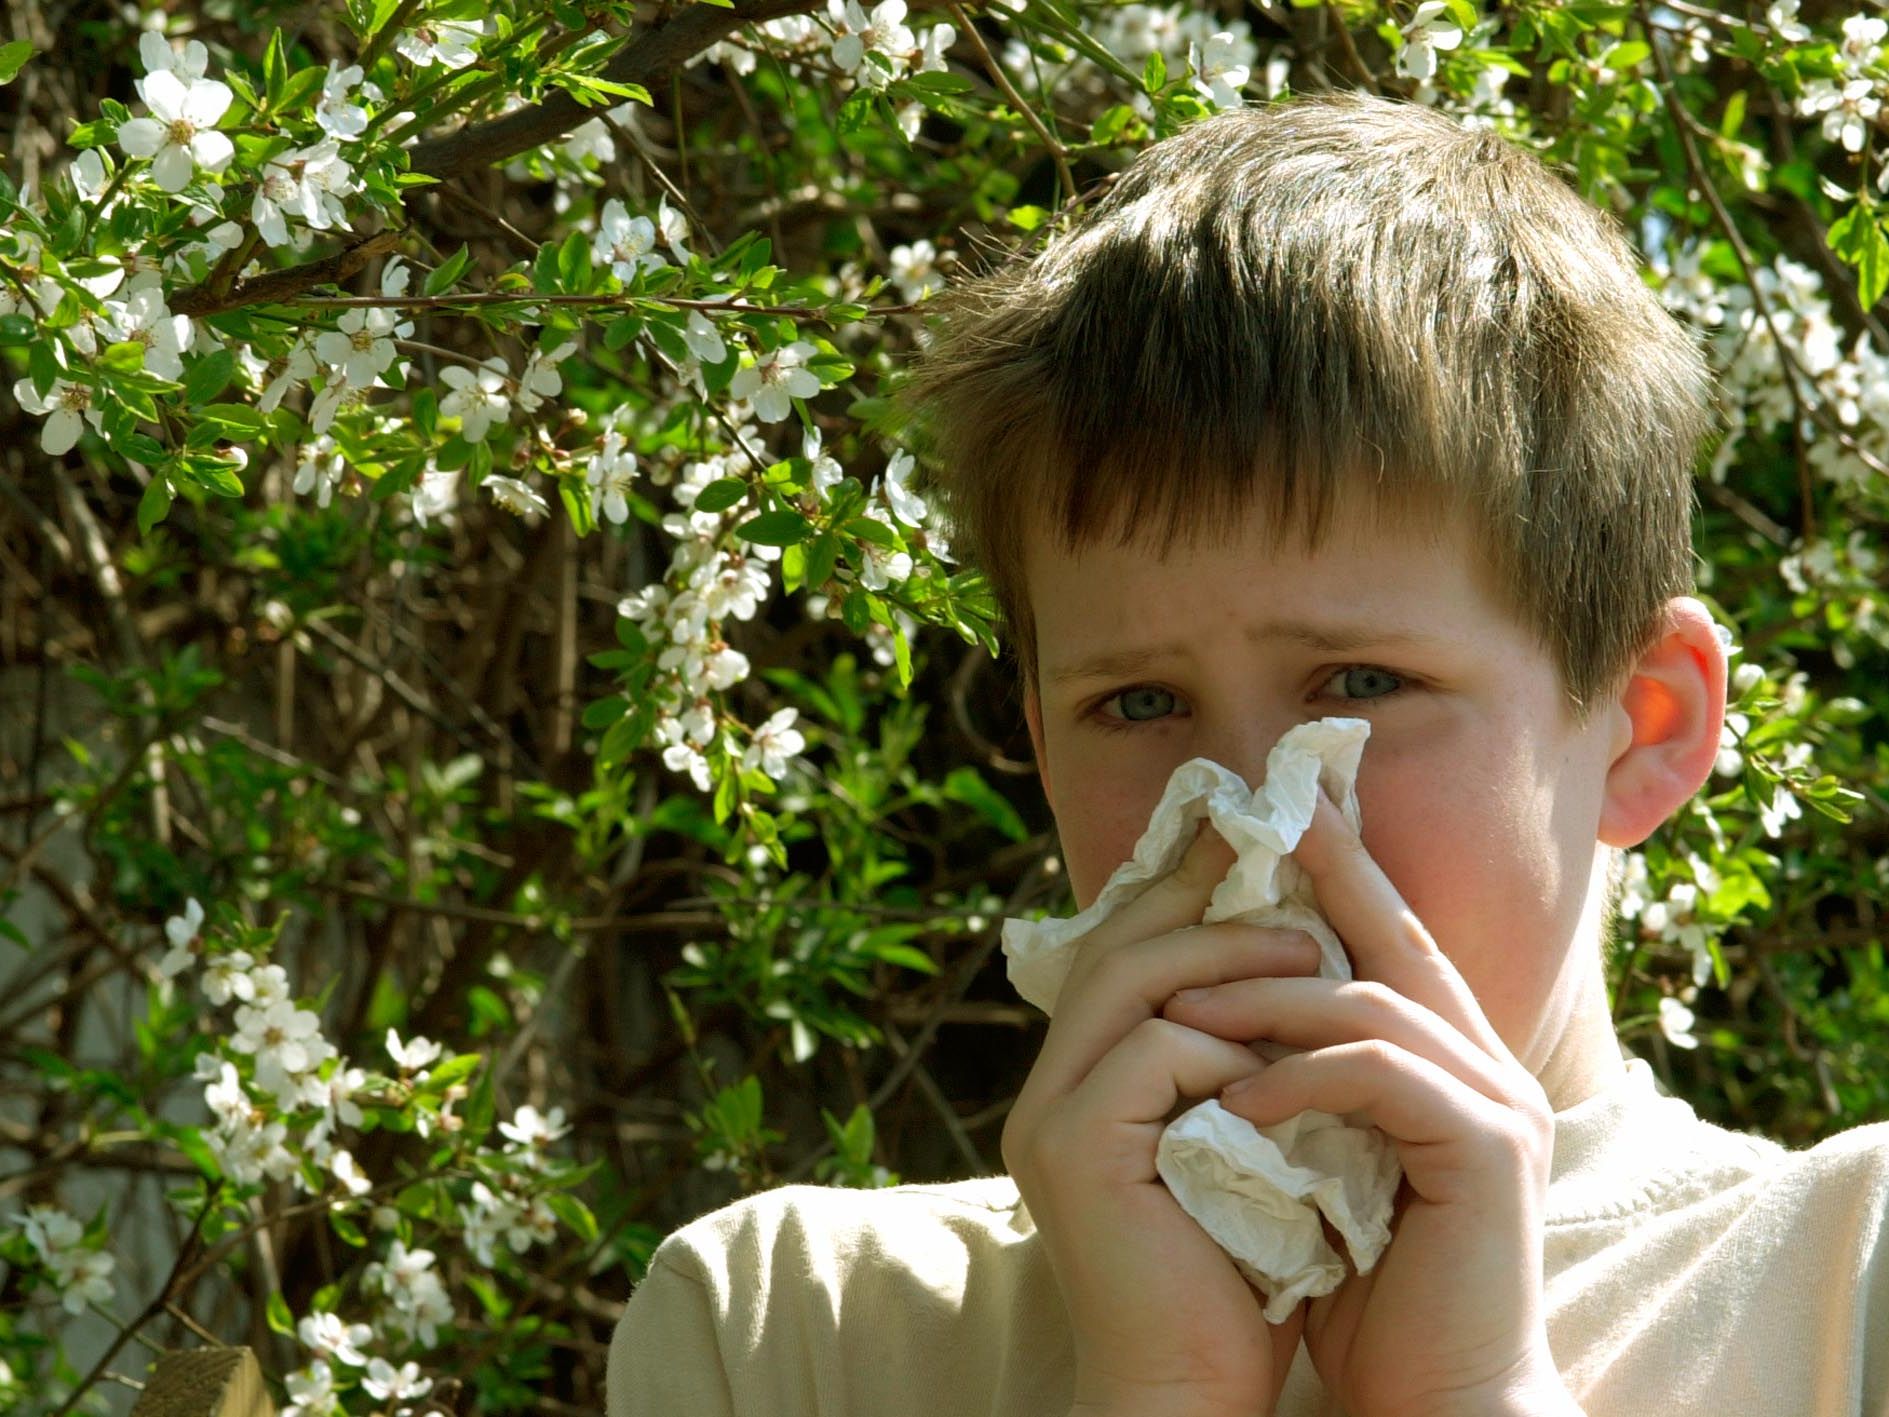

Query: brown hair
<box><xmin>890</xmin><ymin>91</ymin><xmax>1718</xmax><ymax>718</ymax></box>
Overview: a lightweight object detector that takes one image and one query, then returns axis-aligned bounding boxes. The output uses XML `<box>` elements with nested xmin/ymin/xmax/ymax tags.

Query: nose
<box><xmin>1191</xmin><ymin>712</ymin><xmax>1301</xmax><ymax>791</ymax></box>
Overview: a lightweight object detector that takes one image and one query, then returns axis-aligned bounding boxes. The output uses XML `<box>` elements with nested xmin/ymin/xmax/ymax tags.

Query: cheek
<box><xmin>1043</xmin><ymin>741</ymin><xmax>1174</xmax><ymax>911</ymax></box>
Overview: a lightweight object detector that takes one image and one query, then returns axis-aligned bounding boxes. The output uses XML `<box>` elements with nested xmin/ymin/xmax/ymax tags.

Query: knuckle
<box><xmin>1128</xmin><ymin>1014</ymin><xmax>1188</xmax><ymax>1051</ymax></box>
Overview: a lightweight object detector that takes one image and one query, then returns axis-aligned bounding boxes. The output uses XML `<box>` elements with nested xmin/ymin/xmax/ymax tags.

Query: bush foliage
<box><xmin>0</xmin><ymin>0</ymin><xmax>1884</xmax><ymax>1411</ymax></box>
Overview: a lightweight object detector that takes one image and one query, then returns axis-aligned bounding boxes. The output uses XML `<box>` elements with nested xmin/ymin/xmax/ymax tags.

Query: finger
<box><xmin>1069</xmin><ymin>818</ymin><xmax>1239</xmax><ymax>965</ymax></box>
<box><xmin>1292</xmin><ymin>790</ymin><xmax>1510</xmax><ymax>1062</ymax></box>
<box><xmin>1052</xmin><ymin>1017</ymin><xmax>1273</xmax><ymax>1181</ymax></box>
<box><xmin>1022</xmin><ymin>924</ymin><xmax>1321</xmax><ymax>1107</ymax></box>
<box><xmin>1161</xmin><ymin>977</ymin><xmax>1522</xmax><ymax>1109</ymax></box>
<box><xmin>1215</xmin><ymin>1041</ymin><xmax>1549</xmax><ymax>1206</ymax></box>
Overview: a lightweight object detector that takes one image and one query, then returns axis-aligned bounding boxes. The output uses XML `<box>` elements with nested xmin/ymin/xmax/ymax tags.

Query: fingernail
<box><xmin>1221</xmin><ymin>1075</ymin><xmax>1259</xmax><ymax>1102</ymax></box>
<box><xmin>1170</xmin><ymin>987</ymin><xmax>1210</xmax><ymax>1005</ymax></box>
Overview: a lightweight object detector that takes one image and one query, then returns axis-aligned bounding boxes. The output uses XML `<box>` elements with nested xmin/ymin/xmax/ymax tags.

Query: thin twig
<box><xmin>950</xmin><ymin>3</ymin><xmax>1078</xmax><ymax>215</ymax></box>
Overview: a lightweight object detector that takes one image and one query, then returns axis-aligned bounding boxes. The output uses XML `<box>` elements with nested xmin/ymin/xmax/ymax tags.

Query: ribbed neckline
<box><xmin>1544</xmin><ymin>1052</ymin><xmax>1777</xmax><ymax>1225</ymax></box>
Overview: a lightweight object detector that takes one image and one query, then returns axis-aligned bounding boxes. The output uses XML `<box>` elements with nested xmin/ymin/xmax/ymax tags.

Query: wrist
<box><xmin>1455</xmin><ymin>1359</ymin><xmax>1585</xmax><ymax>1417</ymax></box>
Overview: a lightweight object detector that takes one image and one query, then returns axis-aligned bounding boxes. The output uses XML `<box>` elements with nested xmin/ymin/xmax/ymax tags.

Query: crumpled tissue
<box><xmin>1002</xmin><ymin>716</ymin><xmax>1403</xmax><ymax>1322</ymax></box>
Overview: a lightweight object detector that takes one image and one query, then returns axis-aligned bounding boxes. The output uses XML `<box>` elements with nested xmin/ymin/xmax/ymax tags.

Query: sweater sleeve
<box><xmin>606</xmin><ymin>1242</ymin><xmax>736</xmax><ymax>1417</ymax></box>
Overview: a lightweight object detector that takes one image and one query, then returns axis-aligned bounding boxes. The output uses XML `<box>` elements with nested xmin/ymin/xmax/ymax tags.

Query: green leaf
<box><xmin>265</xmin><ymin>1289</ymin><xmax>294</xmax><ymax>1337</ymax></box>
<box><xmin>424</xmin><ymin>244</ymin><xmax>471</xmax><ymax>296</ymax></box>
<box><xmin>0</xmin><ymin>313</ymin><xmax>33</xmax><ymax>345</ymax></box>
<box><xmin>183</xmin><ymin>348</ymin><xmax>235</xmax><ymax>406</ymax></box>
<box><xmin>0</xmin><ymin>40</ymin><xmax>33</xmax><ymax>85</ymax></box>
<box><xmin>137</xmin><ymin>477</ymin><xmax>174</xmax><ymax>536</ymax></box>
<box><xmin>99</xmin><ymin>340</ymin><xmax>146</xmax><ymax>374</ymax></box>
<box><xmin>942</xmin><ymin>766</ymin><xmax>1029</xmax><ymax>842</ymax></box>
<box><xmin>546</xmin><ymin>1191</ymin><xmax>600</xmax><ymax>1244</ymax></box>
<box><xmin>845</xmin><ymin>516</ymin><xmax>901</xmax><ymax>550</ymax></box>
<box><xmin>1144</xmin><ymin>51</ymin><xmax>1167</xmax><ymax>94</ymax></box>
<box><xmin>557</xmin><ymin>228</ymin><xmax>590</xmax><ymax>291</ymax></box>
<box><xmin>198</xmin><ymin>403</ymin><xmax>267</xmax><ymax>435</ymax></box>
<box><xmin>582</xmin><ymin>695</ymin><xmax>626</xmax><ymax>729</ymax></box>
<box><xmin>28</xmin><ymin>341</ymin><xmax>60</xmax><ymax>398</ymax></box>
<box><xmin>693</xmin><ymin>477</ymin><xmax>750</xmax><ymax>513</ymax></box>
<box><xmin>1829</xmin><ymin>204</ymin><xmax>1889</xmax><ymax>312</ymax></box>
<box><xmin>263</xmin><ymin>30</ymin><xmax>287</xmax><ymax>105</ymax></box>
<box><xmin>734</xmin><ymin>509</ymin><xmax>813</xmax><ymax>546</ymax></box>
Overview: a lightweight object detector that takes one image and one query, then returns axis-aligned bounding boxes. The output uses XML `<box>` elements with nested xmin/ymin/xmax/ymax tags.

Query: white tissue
<box><xmin>1001</xmin><ymin>717</ymin><xmax>1403</xmax><ymax>1322</ymax></box>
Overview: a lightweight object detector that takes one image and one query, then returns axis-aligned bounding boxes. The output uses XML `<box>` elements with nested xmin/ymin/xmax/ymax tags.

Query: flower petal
<box><xmin>142</xmin><ymin>68</ymin><xmax>189</xmax><ymax>122</ymax></box>
<box><xmin>184</xmin><ymin>78</ymin><xmax>234</xmax><ymax>129</ymax></box>
<box><xmin>151</xmin><ymin>143</ymin><xmax>194</xmax><ymax>192</ymax></box>
<box><xmin>43</xmin><ymin>408</ymin><xmax>82</xmax><ymax>457</ymax></box>
<box><xmin>116</xmin><ymin>117</ymin><xmax>166</xmax><ymax>158</ymax></box>
<box><xmin>191</xmin><ymin>129</ymin><xmax>234</xmax><ymax>173</ymax></box>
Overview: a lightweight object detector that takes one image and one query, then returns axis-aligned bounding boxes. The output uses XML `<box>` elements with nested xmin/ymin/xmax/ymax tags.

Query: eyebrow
<box><xmin>1045</xmin><ymin>621</ymin><xmax>1460</xmax><ymax>686</ymax></box>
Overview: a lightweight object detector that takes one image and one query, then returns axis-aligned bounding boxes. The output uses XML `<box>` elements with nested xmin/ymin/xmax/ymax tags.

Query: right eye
<box><xmin>1093</xmin><ymin>685</ymin><xmax>1183</xmax><ymax>729</ymax></box>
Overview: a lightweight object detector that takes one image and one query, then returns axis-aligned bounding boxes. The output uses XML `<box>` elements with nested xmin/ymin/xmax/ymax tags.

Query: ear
<box><xmin>1598</xmin><ymin>596</ymin><xmax>1728</xmax><ymax>848</ymax></box>
<box><xmin>1022</xmin><ymin>678</ymin><xmax>1055</xmax><ymax>812</ymax></box>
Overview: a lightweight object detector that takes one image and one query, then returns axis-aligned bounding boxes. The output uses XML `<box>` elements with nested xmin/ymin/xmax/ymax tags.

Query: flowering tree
<box><xmin>0</xmin><ymin>0</ymin><xmax>1884</xmax><ymax>1411</ymax></box>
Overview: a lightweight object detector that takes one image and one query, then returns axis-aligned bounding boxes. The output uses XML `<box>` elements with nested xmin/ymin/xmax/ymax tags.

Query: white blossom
<box><xmin>329</xmin><ymin>1148</ymin><xmax>373</xmax><ymax>1197</ymax></box>
<box><xmin>293</xmin><ymin>437</ymin><xmax>347</xmax><ymax>508</ymax></box>
<box><xmin>662</xmin><ymin>740</ymin><xmax>713</xmax><ymax>790</ymax></box>
<box><xmin>728</xmin><ymin>340</ymin><xmax>820</xmax><ymax>422</ymax></box>
<box><xmin>588</xmin><ymin>435</ymin><xmax>637</xmax><ymax>525</ymax></box>
<box><xmin>485</xmin><ymin>474</ymin><xmax>550</xmax><ymax>519</ymax></box>
<box><xmin>159</xmin><ymin>896</ymin><xmax>206</xmax><ymax>978</ymax></box>
<box><xmin>1798</xmin><ymin>77</ymin><xmax>1881</xmax><ymax>153</ymax></box>
<box><xmin>682</xmin><ymin>310</ymin><xmax>727</xmax><ymax>364</ymax></box>
<box><xmin>316</xmin><ymin>64</ymin><xmax>372</xmax><ymax>141</ymax></box>
<box><xmin>1395</xmin><ymin>1</ymin><xmax>1463</xmax><ymax>82</ymax></box>
<box><xmin>202</xmin><ymin>948</ymin><xmax>257</xmax><ymax>1006</ymax></box>
<box><xmin>137</xmin><ymin>31</ymin><xmax>212</xmax><ymax>91</ymax></box>
<box><xmin>830</xmin><ymin>0</ymin><xmax>915</xmax><ymax>83</ymax></box>
<box><xmin>742</xmin><ymin>708</ymin><xmax>806</xmax><ymax>780</ymax></box>
<box><xmin>1760</xmin><ymin>783</ymin><xmax>1803</xmax><ymax>837</ymax></box>
<box><xmin>1190</xmin><ymin>30</ymin><xmax>1252</xmax><ymax>109</ymax></box>
<box><xmin>1658</xmin><ymin>995</ymin><xmax>1701</xmax><ymax>1050</ymax></box>
<box><xmin>253</xmin><ymin>140</ymin><xmax>356</xmax><ymax>247</ymax></box>
<box><xmin>282</xmin><ymin>1361</ymin><xmax>341</xmax><ymax>1417</ymax></box>
<box><xmin>298</xmin><ymin>1311</ymin><xmax>371</xmax><ymax>1369</ymax></box>
<box><xmin>657</xmin><ymin>196</ymin><xmax>693</xmax><ymax>261</ymax></box>
<box><xmin>202</xmin><ymin>1059</ymin><xmax>252</xmax><ymax>1133</ymax></box>
<box><xmin>803</xmin><ymin>425</ymin><xmax>844</xmax><ymax>496</ymax></box>
<box><xmin>1766</xmin><ymin>0</ymin><xmax>1812</xmax><ymax>43</ymax></box>
<box><xmin>12</xmin><ymin>376</ymin><xmax>100</xmax><ymax>457</ymax></box>
<box><xmin>515</xmin><ymin>340</ymin><xmax>577</xmax><ymax>413</ymax></box>
<box><xmin>386</xmin><ymin>1028</ymin><xmax>442</xmax><ymax>1073</ymax></box>
<box><xmin>877</xmin><ymin>448</ymin><xmax>927</xmax><ymax>526</ymax></box>
<box><xmin>410</xmin><ymin>466</ymin><xmax>460</xmax><ymax>530</ymax></box>
<box><xmin>117</xmin><ymin>68</ymin><xmax>234</xmax><ymax>192</ymax></box>
<box><xmin>594</xmin><ymin>198</ymin><xmax>668</xmax><ymax>282</ymax></box>
<box><xmin>499</xmin><ymin>1103</ymin><xmax>570</xmax><ymax>1157</ymax></box>
<box><xmin>888</xmin><ymin>240</ymin><xmax>945</xmax><ymax>303</ymax></box>
<box><xmin>362</xmin><ymin>1357</ymin><xmax>433</xmax><ymax>1402</ymax></box>
<box><xmin>363</xmin><ymin>1241</ymin><xmax>452</xmax><ymax>1347</ymax></box>
<box><xmin>440</xmin><ymin>358</ymin><xmax>511</xmax><ymax>442</ymax></box>
<box><xmin>315</xmin><ymin>307</ymin><xmax>399</xmax><ymax>387</ymax></box>
<box><xmin>396</xmin><ymin>20</ymin><xmax>482</xmax><ymax>69</ymax></box>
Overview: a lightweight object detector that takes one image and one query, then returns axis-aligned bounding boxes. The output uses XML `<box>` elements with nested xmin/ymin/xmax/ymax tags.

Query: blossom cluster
<box><xmin>10</xmin><ymin>1206</ymin><xmax>116</xmax><ymax>1316</ymax></box>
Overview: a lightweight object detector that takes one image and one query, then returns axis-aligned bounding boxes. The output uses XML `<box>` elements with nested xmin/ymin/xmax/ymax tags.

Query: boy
<box><xmin>607</xmin><ymin>92</ymin><xmax>1889</xmax><ymax>1416</ymax></box>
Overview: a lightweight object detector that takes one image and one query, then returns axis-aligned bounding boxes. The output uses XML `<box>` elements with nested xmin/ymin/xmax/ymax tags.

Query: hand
<box><xmin>1003</xmin><ymin>821</ymin><xmax>1317</xmax><ymax>1417</ymax></box>
<box><xmin>1160</xmin><ymin>792</ymin><xmax>1583</xmax><ymax>1417</ymax></box>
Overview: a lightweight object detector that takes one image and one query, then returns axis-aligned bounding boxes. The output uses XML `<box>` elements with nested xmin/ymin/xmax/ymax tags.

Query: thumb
<box><xmin>1081</xmin><ymin>818</ymin><xmax>1237</xmax><ymax>954</ymax></box>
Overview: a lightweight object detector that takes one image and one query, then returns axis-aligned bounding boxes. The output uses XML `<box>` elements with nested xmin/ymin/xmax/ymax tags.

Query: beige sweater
<box><xmin>607</xmin><ymin>1057</ymin><xmax>1889</xmax><ymax>1415</ymax></box>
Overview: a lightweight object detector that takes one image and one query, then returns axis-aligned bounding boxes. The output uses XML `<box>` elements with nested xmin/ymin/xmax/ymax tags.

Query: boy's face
<box><xmin>1020</xmin><ymin>495</ymin><xmax>1633</xmax><ymax>1083</ymax></box>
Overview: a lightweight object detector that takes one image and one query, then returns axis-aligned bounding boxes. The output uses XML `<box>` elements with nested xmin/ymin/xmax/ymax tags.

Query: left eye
<box><xmin>1323</xmin><ymin>667</ymin><xmax>1404</xmax><ymax>700</ymax></box>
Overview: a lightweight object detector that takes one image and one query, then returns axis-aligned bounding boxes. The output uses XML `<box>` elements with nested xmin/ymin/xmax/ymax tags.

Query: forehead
<box><xmin>1024</xmin><ymin>495</ymin><xmax>1521</xmax><ymax>676</ymax></box>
